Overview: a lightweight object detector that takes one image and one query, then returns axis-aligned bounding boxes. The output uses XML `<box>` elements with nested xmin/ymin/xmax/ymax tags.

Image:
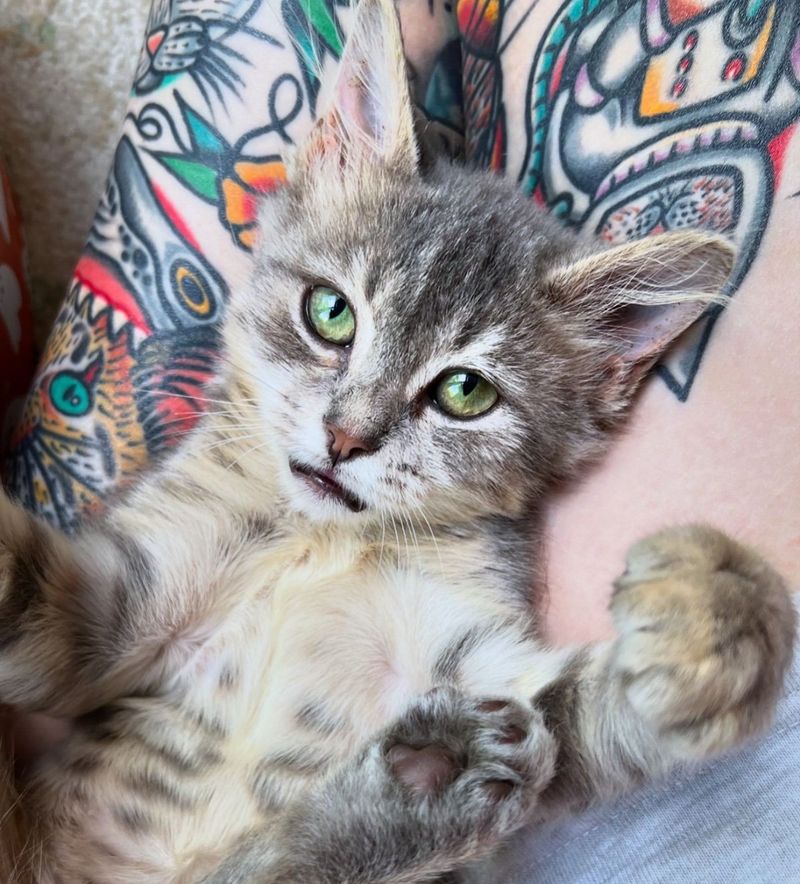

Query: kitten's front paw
<box><xmin>280</xmin><ymin>690</ymin><xmax>556</xmax><ymax>883</ymax></box>
<box><xmin>383</xmin><ymin>687</ymin><xmax>556</xmax><ymax>843</ymax></box>
<box><xmin>611</xmin><ymin>525</ymin><xmax>796</xmax><ymax>759</ymax></box>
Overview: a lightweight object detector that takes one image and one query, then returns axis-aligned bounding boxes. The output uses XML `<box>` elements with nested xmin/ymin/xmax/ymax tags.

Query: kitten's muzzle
<box><xmin>289</xmin><ymin>460</ymin><xmax>366</xmax><ymax>513</ymax></box>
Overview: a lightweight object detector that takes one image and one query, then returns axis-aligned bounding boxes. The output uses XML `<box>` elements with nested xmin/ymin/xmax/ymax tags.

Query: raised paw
<box><xmin>383</xmin><ymin>687</ymin><xmax>556</xmax><ymax>843</ymax></box>
<box><xmin>278</xmin><ymin>689</ymin><xmax>557</xmax><ymax>883</ymax></box>
<box><xmin>610</xmin><ymin>524</ymin><xmax>796</xmax><ymax>759</ymax></box>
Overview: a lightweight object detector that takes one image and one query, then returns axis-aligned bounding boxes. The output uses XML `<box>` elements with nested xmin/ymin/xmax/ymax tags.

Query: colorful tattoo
<box><xmin>7</xmin><ymin>284</ymin><xmax>146</xmax><ymax>522</ymax></box>
<box><xmin>82</xmin><ymin>136</ymin><xmax>228</xmax><ymax>336</ymax></box>
<box><xmin>148</xmin><ymin>94</ymin><xmax>292</xmax><ymax>250</ymax></box>
<box><xmin>6</xmin><ymin>138</ymin><xmax>225</xmax><ymax>528</ymax></box>
<box><xmin>282</xmin><ymin>0</ymin><xmax>349</xmax><ymax>113</ymax></box>
<box><xmin>520</xmin><ymin>0</ymin><xmax>800</xmax><ymax>398</ymax></box>
<box><xmin>135</xmin><ymin>0</ymin><xmax>282</xmax><ymax>101</ymax></box>
<box><xmin>5</xmin><ymin>0</ymin><xmax>457</xmax><ymax>528</ymax></box>
<box><xmin>5</xmin><ymin>2</ymin><xmax>304</xmax><ymax>527</ymax></box>
<box><xmin>458</xmin><ymin>0</ymin><xmax>507</xmax><ymax>170</ymax></box>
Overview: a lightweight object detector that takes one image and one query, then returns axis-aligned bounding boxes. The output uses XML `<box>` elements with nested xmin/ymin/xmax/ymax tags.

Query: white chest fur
<box><xmin>174</xmin><ymin>534</ymin><xmax>548</xmax><ymax>764</ymax></box>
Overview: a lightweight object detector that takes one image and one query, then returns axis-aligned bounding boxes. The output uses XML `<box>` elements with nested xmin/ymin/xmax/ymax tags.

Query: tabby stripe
<box><xmin>432</xmin><ymin>626</ymin><xmax>484</xmax><ymax>682</ymax></box>
<box><xmin>295</xmin><ymin>701</ymin><xmax>343</xmax><ymax>736</ymax></box>
<box><xmin>106</xmin><ymin>529</ymin><xmax>154</xmax><ymax>596</ymax></box>
<box><xmin>260</xmin><ymin>747</ymin><xmax>329</xmax><ymax>775</ymax></box>
<box><xmin>125</xmin><ymin>729</ymin><xmax>223</xmax><ymax>773</ymax></box>
<box><xmin>121</xmin><ymin>770</ymin><xmax>196</xmax><ymax>809</ymax></box>
<box><xmin>218</xmin><ymin>665</ymin><xmax>239</xmax><ymax>691</ymax></box>
<box><xmin>111</xmin><ymin>804</ymin><xmax>153</xmax><ymax>834</ymax></box>
<box><xmin>183</xmin><ymin>706</ymin><xmax>229</xmax><ymax>739</ymax></box>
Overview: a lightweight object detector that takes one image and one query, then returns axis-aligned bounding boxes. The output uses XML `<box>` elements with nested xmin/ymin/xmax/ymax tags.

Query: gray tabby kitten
<box><xmin>0</xmin><ymin>0</ymin><xmax>795</xmax><ymax>881</ymax></box>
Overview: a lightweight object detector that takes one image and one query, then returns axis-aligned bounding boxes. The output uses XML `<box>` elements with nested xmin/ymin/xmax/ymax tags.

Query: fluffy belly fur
<box><xmin>29</xmin><ymin>549</ymin><xmax>550</xmax><ymax>882</ymax></box>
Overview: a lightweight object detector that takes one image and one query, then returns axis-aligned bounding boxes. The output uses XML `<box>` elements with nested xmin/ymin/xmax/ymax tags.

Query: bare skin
<box><xmin>544</xmin><ymin>208</ymin><xmax>800</xmax><ymax>642</ymax></box>
<box><xmin>488</xmin><ymin>1</ymin><xmax>800</xmax><ymax>642</ymax></box>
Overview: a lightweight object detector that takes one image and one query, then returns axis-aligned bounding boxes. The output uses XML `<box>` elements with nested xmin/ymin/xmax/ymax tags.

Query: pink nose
<box><xmin>325</xmin><ymin>422</ymin><xmax>372</xmax><ymax>464</ymax></box>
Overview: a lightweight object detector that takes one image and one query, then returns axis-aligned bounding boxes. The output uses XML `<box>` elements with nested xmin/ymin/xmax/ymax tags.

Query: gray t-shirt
<box><xmin>471</xmin><ymin>594</ymin><xmax>800</xmax><ymax>883</ymax></box>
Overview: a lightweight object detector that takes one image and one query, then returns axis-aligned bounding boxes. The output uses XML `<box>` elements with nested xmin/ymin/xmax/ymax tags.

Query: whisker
<box><xmin>214</xmin><ymin>356</ymin><xmax>296</xmax><ymax>400</ymax></box>
<box><xmin>204</xmin><ymin>55</ymin><xmax>243</xmax><ymax>90</ymax></box>
<box><xmin>198</xmin><ymin>67</ymin><xmax>226</xmax><ymax>104</ymax></box>
<box><xmin>377</xmin><ymin>506</ymin><xmax>388</xmax><ymax>573</ymax></box>
<box><xmin>396</xmin><ymin>512</ymin><xmax>411</xmax><ymax>571</ymax></box>
<box><xmin>201</xmin><ymin>432</ymin><xmax>266</xmax><ymax>453</ymax></box>
<box><xmin>226</xmin><ymin>439</ymin><xmax>273</xmax><ymax>471</ymax></box>
<box><xmin>147</xmin><ymin>391</ymin><xmax>258</xmax><ymax>406</ymax></box>
<box><xmin>211</xmin><ymin>41</ymin><xmax>252</xmax><ymax>64</ymax></box>
<box><xmin>390</xmin><ymin>514</ymin><xmax>401</xmax><ymax>566</ymax></box>
<box><xmin>407</xmin><ymin>511</ymin><xmax>422</xmax><ymax>569</ymax></box>
<box><xmin>192</xmin><ymin>69</ymin><xmax>214</xmax><ymax>108</ymax></box>
<box><xmin>156</xmin><ymin>410</ymin><xmax>261</xmax><ymax>423</ymax></box>
<box><xmin>407</xmin><ymin>513</ymin><xmax>418</xmax><ymax>570</ymax></box>
<box><xmin>418</xmin><ymin>506</ymin><xmax>445</xmax><ymax>578</ymax></box>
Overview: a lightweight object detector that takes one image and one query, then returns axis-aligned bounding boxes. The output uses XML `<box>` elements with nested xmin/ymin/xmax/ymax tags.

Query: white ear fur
<box><xmin>547</xmin><ymin>231</ymin><xmax>736</xmax><ymax>395</ymax></box>
<box><xmin>291</xmin><ymin>0</ymin><xmax>418</xmax><ymax>176</ymax></box>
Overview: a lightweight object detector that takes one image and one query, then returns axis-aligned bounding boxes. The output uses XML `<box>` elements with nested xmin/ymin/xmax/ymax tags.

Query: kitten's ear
<box><xmin>548</xmin><ymin>231</ymin><xmax>735</xmax><ymax>406</ymax></box>
<box><xmin>292</xmin><ymin>0</ymin><xmax>418</xmax><ymax>176</ymax></box>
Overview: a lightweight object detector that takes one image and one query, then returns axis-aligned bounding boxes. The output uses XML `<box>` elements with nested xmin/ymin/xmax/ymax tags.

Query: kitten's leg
<box><xmin>0</xmin><ymin>484</ymin><xmax>223</xmax><ymax>714</ymax></box>
<box><xmin>530</xmin><ymin>525</ymin><xmax>796</xmax><ymax>811</ymax></box>
<box><xmin>203</xmin><ymin>688</ymin><xmax>558</xmax><ymax>883</ymax></box>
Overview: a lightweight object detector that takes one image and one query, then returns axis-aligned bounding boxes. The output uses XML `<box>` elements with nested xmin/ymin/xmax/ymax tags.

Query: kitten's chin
<box><xmin>285</xmin><ymin>488</ymin><xmax>368</xmax><ymax>524</ymax></box>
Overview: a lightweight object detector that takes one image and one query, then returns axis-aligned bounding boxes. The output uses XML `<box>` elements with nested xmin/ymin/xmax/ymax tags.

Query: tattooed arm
<box><xmin>3</xmin><ymin>0</ymin><xmax>460</xmax><ymax>531</ymax></box>
<box><xmin>456</xmin><ymin>0</ymin><xmax>800</xmax><ymax>640</ymax></box>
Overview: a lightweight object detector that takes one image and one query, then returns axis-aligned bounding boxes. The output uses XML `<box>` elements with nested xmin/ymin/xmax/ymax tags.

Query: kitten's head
<box><xmin>224</xmin><ymin>0</ymin><xmax>733</xmax><ymax>525</ymax></box>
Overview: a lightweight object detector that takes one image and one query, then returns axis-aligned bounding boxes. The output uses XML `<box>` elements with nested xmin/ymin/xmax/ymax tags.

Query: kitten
<box><xmin>0</xmin><ymin>0</ymin><xmax>795</xmax><ymax>881</ymax></box>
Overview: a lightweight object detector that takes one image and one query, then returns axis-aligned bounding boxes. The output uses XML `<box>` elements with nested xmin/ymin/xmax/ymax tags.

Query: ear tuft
<box><xmin>548</xmin><ymin>231</ymin><xmax>735</xmax><ymax>316</ymax></box>
<box><xmin>292</xmin><ymin>0</ymin><xmax>418</xmax><ymax>177</ymax></box>
<box><xmin>547</xmin><ymin>231</ymin><xmax>736</xmax><ymax>405</ymax></box>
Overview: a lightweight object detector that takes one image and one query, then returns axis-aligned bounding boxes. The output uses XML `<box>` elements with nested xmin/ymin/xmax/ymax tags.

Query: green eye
<box><xmin>433</xmin><ymin>370</ymin><xmax>499</xmax><ymax>418</ymax></box>
<box><xmin>305</xmin><ymin>286</ymin><xmax>355</xmax><ymax>346</ymax></box>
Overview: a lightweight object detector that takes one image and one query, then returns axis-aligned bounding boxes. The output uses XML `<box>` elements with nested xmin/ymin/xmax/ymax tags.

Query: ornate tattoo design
<box><xmin>149</xmin><ymin>93</ymin><xmax>295</xmax><ymax>251</ymax></box>
<box><xmin>459</xmin><ymin>0</ymin><xmax>508</xmax><ymax>169</ymax></box>
<box><xmin>135</xmin><ymin>0</ymin><xmax>282</xmax><ymax>100</ymax></box>
<box><xmin>522</xmin><ymin>0</ymin><xmax>800</xmax><ymax>398</ymax></box>
<box><xmin>5</xmin><ymin>1</ymin><xmax>301</xmax><ymax>528</ymax></box>
<box><xmin>7</xmin><ymin>139</ymin><xmax>226</xmax><ymax>525</ymax></box>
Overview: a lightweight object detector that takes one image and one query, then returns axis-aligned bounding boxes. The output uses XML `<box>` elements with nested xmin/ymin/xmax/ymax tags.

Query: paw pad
<box><xmin>387</xmin><ymin>744</ymin><xmax>460</xmax><ymax>796</ymax></box>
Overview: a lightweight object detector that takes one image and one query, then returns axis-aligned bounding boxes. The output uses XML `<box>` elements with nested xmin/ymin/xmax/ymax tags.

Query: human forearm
<box><xmin>462</xmin><ymin>0</ymin><xmax>800</xmax><ymax>641</ymax></box>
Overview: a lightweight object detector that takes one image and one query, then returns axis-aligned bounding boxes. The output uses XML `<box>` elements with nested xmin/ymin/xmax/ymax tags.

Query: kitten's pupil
<box><xmin>461</xmin><ymin>375</ymin><xmax>478</xmax><ymax>397</ymax></box>
<box><xmin>328</xmin><ymin>298</ymin><xmax>346</xmax><ymax>319</ymax></box>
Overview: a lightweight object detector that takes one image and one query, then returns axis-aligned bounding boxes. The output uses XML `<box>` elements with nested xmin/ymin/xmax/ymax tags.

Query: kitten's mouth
<box><xmin>289</xmin><ymin>460</ymin><xmax>366</xmax><ymax>513</ymax></box>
